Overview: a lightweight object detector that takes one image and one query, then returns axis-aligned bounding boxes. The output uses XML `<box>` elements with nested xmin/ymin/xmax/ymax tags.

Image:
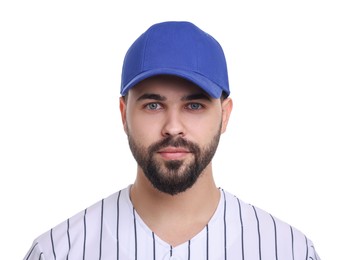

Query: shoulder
<box><xmin>221</xmin><ymin>189</ymin><xmax>320</xmax><ymax>259</ymax></box>
<box><xmin>222</xmin><ymin>189</ymin><xmax>302</xmax><ymax>231</ymax></box>
<box><xmin>27</xmin><ymin>187</ymin><xmax>130</xmax><ymax>259</ymax></box>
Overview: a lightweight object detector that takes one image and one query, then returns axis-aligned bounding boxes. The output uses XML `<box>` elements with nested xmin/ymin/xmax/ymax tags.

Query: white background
<box><xmin>1</xmin><ymin>0</ymin><xmax>346</xmax><ymax>259</ymax></box>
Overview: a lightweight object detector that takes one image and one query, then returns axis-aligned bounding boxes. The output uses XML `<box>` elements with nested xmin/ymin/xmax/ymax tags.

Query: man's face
<box><xmin>120</xmin><ymin>76</ymin><xmax>232</xmax><ymax>195</ymax></box>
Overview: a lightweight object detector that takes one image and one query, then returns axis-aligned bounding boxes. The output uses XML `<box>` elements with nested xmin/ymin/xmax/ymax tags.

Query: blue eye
<box><xmin>187</xmin><ymin>103</ymin><xmax>203</xmax><ymax>110</ymax></box>
<box><xmin>146</xmin><ymin>103</ymin><xmax>161</xmax><ymax>110</ymax></box>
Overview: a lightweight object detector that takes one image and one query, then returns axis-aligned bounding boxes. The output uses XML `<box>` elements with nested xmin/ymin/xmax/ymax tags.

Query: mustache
<box><xmin>148</xmin><ymin>137</ymin><xmax>200</xmax><ymax>154</ymax></box>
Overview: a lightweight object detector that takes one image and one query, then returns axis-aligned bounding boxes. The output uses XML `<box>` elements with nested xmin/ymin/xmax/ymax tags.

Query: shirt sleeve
<box><xmin>23</xmin><ymin>241</ymin><xmax>45</xmax><ymax>260</ymax></box>
<box><xmin>308</xmin><ymin>239</ymin><xmax>321</xmax><ymax>260</ymax></box>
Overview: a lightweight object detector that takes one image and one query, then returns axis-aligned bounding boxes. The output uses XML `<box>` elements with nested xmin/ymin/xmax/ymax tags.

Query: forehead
<box><xmin>128</xmin><ymin>75</ymin><xmax>210</xmax><ymax>99</ymax></box>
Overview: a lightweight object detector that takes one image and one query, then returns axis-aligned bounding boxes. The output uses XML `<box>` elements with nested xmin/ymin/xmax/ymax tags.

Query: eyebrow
<box><xmin>181</xmin><ymin>93</ymin><xmax>212</xmax><ymax>102</ymax></box>
<box><xmin>136</xmin><ymin>92</ymin><xmax>212</xmax><ymax>102</ymax></box>
<box><xmin>136</xmin><ymin>93</ymin><xmax>167</xmax><ymax>101</ymax></box>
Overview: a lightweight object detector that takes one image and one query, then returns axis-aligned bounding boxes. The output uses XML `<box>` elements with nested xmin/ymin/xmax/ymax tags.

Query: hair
<box><xmin>221</xmin><ymin>91</ymin><xmax>229</xmax><ymax>101</ymax></box>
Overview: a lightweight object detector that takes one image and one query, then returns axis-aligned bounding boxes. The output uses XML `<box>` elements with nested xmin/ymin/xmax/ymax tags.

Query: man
<box><xmin>24</xmin><ymin>21</ymin><xmax>320</xmax><ymax>259</ymax></box>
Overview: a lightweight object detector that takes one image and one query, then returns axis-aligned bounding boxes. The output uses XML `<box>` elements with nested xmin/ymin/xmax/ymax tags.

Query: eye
<box><xmin>186</xmin><ymin>103</ymin><xmax>203</xmax><ymax>110</ymax></box>
<box><xmin>145</xmin><ymin>103</ymin><xmax>162</xmax><ymax>110</ymax></box>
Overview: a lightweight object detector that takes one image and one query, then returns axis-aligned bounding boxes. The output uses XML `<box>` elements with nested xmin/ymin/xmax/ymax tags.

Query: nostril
<box><xmin>163</xmin><ymin>130</ymin><xmax>185</xmax><ymax>138</ymax></box>
<box><xmin>161</xmin><ymin>113</ymin><xmax>185</xmax><ymax>137</ymax></box>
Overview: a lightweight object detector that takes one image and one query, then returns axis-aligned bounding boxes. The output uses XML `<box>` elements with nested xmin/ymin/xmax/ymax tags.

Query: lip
<box><xmin>157</xmin><ymin>147</ymin><xmax>191</xmax><ymax>160</ymax></box>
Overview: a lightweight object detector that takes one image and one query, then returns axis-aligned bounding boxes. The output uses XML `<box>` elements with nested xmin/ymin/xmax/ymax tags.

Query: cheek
<box><xmin>185</xmin><ymin>112</ymin><xmax>222</xmax><ymax>141</ymax></box>
<box><xmin>127</xmin><ymin>113</ymin><xmax>162</xmax><ymax>144</ymax></box>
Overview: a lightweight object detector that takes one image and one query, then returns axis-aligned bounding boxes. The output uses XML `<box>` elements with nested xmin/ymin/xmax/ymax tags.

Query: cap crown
<box><xmin>121</xmin><ymin>21</ymin><xmax>229</xmax><ymax>98</ymax></box>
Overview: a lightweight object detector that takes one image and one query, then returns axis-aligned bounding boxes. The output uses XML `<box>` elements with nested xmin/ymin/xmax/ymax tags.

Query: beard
<box><xmin>127</xmin><ymin>125</ymin><xmax>222</xmax><ymax>195</ymax></box>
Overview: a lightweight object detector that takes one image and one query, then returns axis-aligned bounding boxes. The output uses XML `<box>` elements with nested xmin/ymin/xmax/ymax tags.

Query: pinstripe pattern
<box><xmin>133</xmin><ymin>207</ymin><xmax>138</xmax><ymax>260</ymax></box>
<box><xmin>206</xmin><ymin>225</ymin><xmax>209</xmax><ymax>260</ymax></box>
<box><xmin>305</xmin><ymin>236</ymin><xmax>309</xmax><ymax>260</ymax></box>
<box><xmin>82</xmin><ymin>209</ymin><xmax>87</xmax><ymax>260</ymax></box>
<box><xmin>222</xmin><ymin>189</ymin><xmax>227</xmax><ymax>260</ymax></box>
<box><xmin>116</xmin><ymin>190</ymin><xmax>121</xmax><ymax>260</ymax></box>
<box><xmin>25</xmin><ymin>242</ymin><xmax>38</xmax><ymax>260</ymax></box>
<box><xmin>152</xmin><ymin>232</ymin><xmax>156</xmax><ymax>260</ymax></box>
<box><xmin>252</xmin><ymin>205</ymin><xmax>262</xmax><ymax>260</ymax></box>
<box><xmin>270</xmin><ymin>214</ymin><xmax>278</xmax><ymax>260</ymax></box>
<box><xmin>188</xmin><ymin>240</ymin><xmax>191</xmax><ymax>260</ymax></box>
<box><xmin>24</xmin><ymin>187</ymin><xmax>321</xmax><ymax>260</ymax></box>
<box><xmin>99</xmin><ymin>199</ymin><xmax>104</xmax><ymax>260</ymax></box>
<box><xmin>236</xmin><ymin>198</ymin><xmax>245</xmax><ymax>260</ymax></box>
<box><xmin>66</xmin><ymin>218</ymin><xmax>71</xmax><ymax>260</ymax></box>
<box><xmin>290</xmin><ymin>226</ymin><xmax>294</xmax><ymax>260</ymax></box>
<box><xmin>50</xmin><ymin>229</ymin><xmax>56</xmax><ymax>260</ymax></box>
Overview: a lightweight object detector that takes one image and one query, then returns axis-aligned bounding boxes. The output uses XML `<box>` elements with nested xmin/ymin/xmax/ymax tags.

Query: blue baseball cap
<box><xmin>120</xmin><ymin>21</ymin><xmax>230</xmax><ymax>99</ymax></box>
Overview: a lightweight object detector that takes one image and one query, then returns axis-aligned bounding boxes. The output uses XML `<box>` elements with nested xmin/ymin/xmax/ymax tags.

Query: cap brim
<box><xmin>121</xmin><ymin>68</ymin><xmax>224</xmax><ymax>99</ymax></box>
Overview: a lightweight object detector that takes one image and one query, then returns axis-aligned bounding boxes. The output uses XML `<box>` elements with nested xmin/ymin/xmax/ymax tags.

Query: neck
<box><xmin>130</xmin><ymin>163</ymin><xmax>220</xmax><ymax>246</ymax></box>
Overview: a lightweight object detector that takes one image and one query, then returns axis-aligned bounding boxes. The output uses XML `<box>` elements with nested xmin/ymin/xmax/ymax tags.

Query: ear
<box><xmin>221</xmin><ymin>97</ymin><xmax>233</xmax><ymax>134</ymax></box>
<box><xmin>119</xmin><ymin>96</ymin><xmax>128</xmax><ymax>134</ymax></box>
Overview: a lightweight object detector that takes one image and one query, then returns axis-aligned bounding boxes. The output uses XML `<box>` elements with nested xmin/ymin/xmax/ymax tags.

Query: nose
<box><xmin>161</xmin><ymin>110</ymin><xmax>185</xmax><ymax>137</ymax></box>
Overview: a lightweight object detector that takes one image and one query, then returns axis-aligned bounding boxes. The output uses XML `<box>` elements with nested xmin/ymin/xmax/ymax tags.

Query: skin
<box><xmin>119</xmin><ymin>75</ymin><xmax>233</xmax><ymax>246</ymax></box>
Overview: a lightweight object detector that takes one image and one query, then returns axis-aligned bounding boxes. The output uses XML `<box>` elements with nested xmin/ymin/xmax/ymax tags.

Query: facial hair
<box><xmin>127</xmin><ymin>124</ymin><xmax>222</xmax><ymax>195</ymax></box>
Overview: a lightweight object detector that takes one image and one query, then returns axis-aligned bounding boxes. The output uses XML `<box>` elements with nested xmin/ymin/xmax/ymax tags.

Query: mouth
<box><xmin>157</xmin><ymin>147</ymin><xmax>191</xmax><ymax>160</ymax></box>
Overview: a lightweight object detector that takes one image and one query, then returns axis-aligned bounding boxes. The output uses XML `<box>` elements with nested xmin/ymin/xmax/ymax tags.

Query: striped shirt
<box><xmin>24</xmin><ymin>186</ymin><xmax>320</xmax><ymax>260</ymax></box>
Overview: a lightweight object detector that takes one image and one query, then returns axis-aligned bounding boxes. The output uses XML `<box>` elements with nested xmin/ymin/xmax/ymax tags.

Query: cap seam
<box><xmin>141</xmin><ymin>27</ymin><xmax>153</xmax><ymax>72</ymax></box>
